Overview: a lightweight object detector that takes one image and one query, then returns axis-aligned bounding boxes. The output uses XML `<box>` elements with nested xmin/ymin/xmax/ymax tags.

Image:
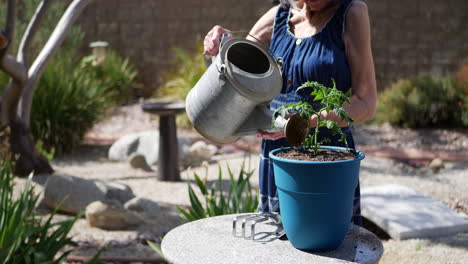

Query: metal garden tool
<box><xmin>232</xmin><ymin>213</ymin><xmax>285</xmax><ymax>242</ymax></box>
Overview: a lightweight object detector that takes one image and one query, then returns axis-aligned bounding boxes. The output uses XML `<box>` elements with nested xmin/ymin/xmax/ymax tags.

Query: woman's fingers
<box><xmin>256</xmin><ymin>131</ymin><xmax>285</xmax><ymax>140</ymax></box>
<box><xmin>203</xmin><ymin>25</ymin><xmax>230</xmax><ymax>56</ymax></box>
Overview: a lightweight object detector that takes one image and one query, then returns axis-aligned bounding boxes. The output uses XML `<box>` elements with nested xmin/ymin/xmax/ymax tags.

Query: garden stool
<box><xmin>162</xmin><ymin>214</ymin><xmax>383</xmax><ymax>264</ymax></box>
<box><xmin>141</xmin><ymin>100</ymin><xmax>185</xmax><ymax>181</ymax></box>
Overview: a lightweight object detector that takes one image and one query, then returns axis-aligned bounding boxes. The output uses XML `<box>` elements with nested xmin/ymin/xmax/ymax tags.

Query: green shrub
<box><xmin>375</xmin><ymin>75</ymin><xmax>468</xmax><ymax>128</ymax></box>
<box><xmin>0</xmin><ymin>158</ymin><xmax>79</xmax><ymax>263</ymax></box>
<box><xmin>0</xmin><ymin>1</ymin><xmax>138</xmax><ymax>155</ymax></box>
<box><xmin>158</xmin><ymin>43</ymin><xmax>205</xmax><ymax>100</ymax></box>
<box><xmin>455</xmin><ymin>59</ymin><xmax>468</xmax><ymax>96</ymax></box>
<box><xmin>30</xmin><ymin>54</ymin><xmax>110</xmax><ymax>154</ymax></box>
<box><xmin>80</xmin><ymin>50</ymin><xmax>138</xmax><ymax>105</ymax></box>
<box><xmin>177</xmin><ymin>163</ymin><xmax>258</xmax><ymax>222</ymax></box>
<box><xmin>30</xmin><ymin>48</ymin><xmax>138</xmax><ymax>154</ymax></box>
<box><xmin>157</xmin><ymin>43</ymin><xmax>206</xmax><ymax>129</ymax></box>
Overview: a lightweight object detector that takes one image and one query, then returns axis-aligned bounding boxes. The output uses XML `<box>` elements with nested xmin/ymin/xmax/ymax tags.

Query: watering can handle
<box><xmin>221</xmin><ymin>31</ymin><xmax>274</xmax><ymax>57</ymax></box>
<box><xmin>221</xmin><ymin>31</ymin><xmax>283</xmax><ymax>70</ymax></box>
<box><xmin>204</xmin><ymin>31</ymin><xmax>283</xmax><ymax>69</ymax></box>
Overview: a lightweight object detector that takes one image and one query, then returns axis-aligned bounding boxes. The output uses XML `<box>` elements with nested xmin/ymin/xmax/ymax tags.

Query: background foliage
<box><xmin>0</xmin><ymin>158</ymin><xmax>79</xmax><ymax>264</ymax></box>
<box><xmin>375</xmin><ymin>74</ymin><xmax>468</xmax><ymax>128</ymax></box>
<box><xmin>157</xmin><ymin>43</ymin><xmax>206</xmax><ymax>128</ymax></box>
<box><xmin>30</xmin><ymin>48</ymin><xmax>137</xmax><ymax>154</ymax></box>
<box><xmin>0</xmin><ymin>0</ymin><xmax>138</xmax><ymax>154</ymax></box>
<box><xmin>177</xmin><ymin>162</ymin><xmax>258</xmax><ymax>222</ymax></box>
<box><xmin>157</xmin><ymin>43</ymin><xmax>205</xmax><ymax>100</ymax></box>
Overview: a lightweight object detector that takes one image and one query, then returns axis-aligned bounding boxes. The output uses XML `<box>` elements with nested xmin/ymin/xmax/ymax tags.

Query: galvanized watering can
<box><xmin>186</xmin><ymin>36</ymin><xmax>308</xmax><ymax>145</ymax></box>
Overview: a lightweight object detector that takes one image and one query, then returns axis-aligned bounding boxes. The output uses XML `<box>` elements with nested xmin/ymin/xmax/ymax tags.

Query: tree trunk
<box><xmin>1</xmin><ymin>0</ymin><xmax>92</xmax><ymax>175</ymax></box>
<box><xmin>9</xmin><ymin>118</ymin><xmax>53</xmax><ymax>176</ymax></box>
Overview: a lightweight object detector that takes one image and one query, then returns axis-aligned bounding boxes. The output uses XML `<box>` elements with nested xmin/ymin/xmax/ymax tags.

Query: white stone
<box><xmin>361</xmin><ymin>184</ymin><xmax>468</xmax><ymax>240</ymax></box>
<box><xmin>108</xmin><ymin>132</ymin><xmax>145</xmax><ymax>161</ymax></box>
<box><xmin>429</xmin><ymin>158</ymin><xmax>444</xmax><ymax>170</ymax></box>
<box><xmin>180</xmin><ymin>140</ymin><xmax>218</xmax><ymax>167</ymax></box>
<box><xmin>135</xmin><ymin>131</ymin><xmax>160</xmax><ymax>165</ymax></box>
<box><xmin>108</xmin><ymin>130</ymin><xmax>192</xmax><ymax>166</ymax></box>
<box><xmin>188</xmin><ymin>140</ymin><xmax>218</xmax><ymax>159</ymax></box>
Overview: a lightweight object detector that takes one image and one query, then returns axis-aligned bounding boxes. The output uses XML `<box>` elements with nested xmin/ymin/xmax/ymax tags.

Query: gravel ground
<box><xmin>12</xmin><ymin>103</ymin><xmax>467</xmax><ymax>263</ymax></box>
<box><xmin>16</xmin><ymin>144</ymin><xmax>465</xmax><ymax>263</ymax></box>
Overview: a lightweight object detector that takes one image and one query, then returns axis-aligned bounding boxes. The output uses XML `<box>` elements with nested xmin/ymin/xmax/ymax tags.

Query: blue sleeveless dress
<box><xmin>259</xmin><ymin>0</ymin><xmax>362</xmax><ymax>225</ymax></box>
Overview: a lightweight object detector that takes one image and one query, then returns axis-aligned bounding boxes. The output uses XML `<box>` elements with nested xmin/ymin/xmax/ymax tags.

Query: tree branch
<box><xmin>0</xmin><ymin>0</ymin><xmax>16</xmax><ymax>60</ymax></box>
<box><xmin>18</xmin><ymin>0</ymin><xmax>53</xmax><ymax>67</ymax></box>
<box><xmin>0</xmin><ymin>32</ymin><xmax>8</xmax><ymax>49</ymax></box>
<box><xmin>20</xmin><ymin>0</ymin><xmax>93</xmax><ymax>124</ymax></box>
<box><xmin>0</xmin><ymin>55</ymin><xmax>27</xmax><ymax>127</ymax></box>
<box><xmin>1</xmin><ymin>55</ymin><xmax>28</xmax><ymax>83</ymax></box>
<box><xmin>1</xmin><ymin>80</ymin><xmax>23</xmax><ymax>127</ymax></box>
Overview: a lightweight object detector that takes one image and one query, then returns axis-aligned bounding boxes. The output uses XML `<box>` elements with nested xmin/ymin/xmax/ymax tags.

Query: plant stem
<box><xmin>313</xmin><ymin>112</ymin><xmax>320</xmax><ymax>154</ymax></box>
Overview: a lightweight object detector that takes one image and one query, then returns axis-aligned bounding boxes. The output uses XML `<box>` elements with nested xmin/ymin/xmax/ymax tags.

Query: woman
<box><xmin>204</xmin><ymin>0</ymin><xmax>376</xmax><ymax>225</ymax></box>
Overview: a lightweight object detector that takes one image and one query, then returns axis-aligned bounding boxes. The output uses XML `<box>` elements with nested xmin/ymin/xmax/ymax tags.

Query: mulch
<box><xmin>352</xmin><ymin>124</ymin><xmax>468</xmax><ymax>162</ymax></box>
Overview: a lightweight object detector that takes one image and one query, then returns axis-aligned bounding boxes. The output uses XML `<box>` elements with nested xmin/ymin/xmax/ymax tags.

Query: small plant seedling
<box><xmin>273</xmin><ymin>79</ymin><xmax>354</xmax><ymax>154</ymax></box>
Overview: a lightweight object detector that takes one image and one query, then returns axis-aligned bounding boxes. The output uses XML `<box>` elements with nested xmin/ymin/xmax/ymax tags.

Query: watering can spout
<box><xmin>235</xmin><ymin>107</ymin><xmax>309</xmax><ymax>147</ymax></box>
<box><xmin>233</xmin><ymin>105</ymin><xmax>275</xmax><ymax>136</ymax></box>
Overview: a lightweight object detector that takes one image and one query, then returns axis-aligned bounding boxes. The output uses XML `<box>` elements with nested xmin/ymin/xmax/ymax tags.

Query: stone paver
<box><xmin>361</xmin><ymin>184</ymin><xmax>468</xmax><ymax>240</ymax></box>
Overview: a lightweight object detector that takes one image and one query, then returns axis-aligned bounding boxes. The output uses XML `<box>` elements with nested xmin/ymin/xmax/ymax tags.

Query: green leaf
<box><xmin>176</xmin><ymin>160</ymin><xmax>258</xmax><ymax>222</ymax></box>
<box><xmin>147</xmin><ymin>240</ymin><xmax>167</xmax><ymax>262</ymax></box>
<box><xmin>188</xmin><ymin>185</ymin><xmax>206</xmax><ymax>219</ymax></box>
<box><xmin>194</xmin><ymin>173</ymin><xmax>208</xmax><ymax>195</ymax></box>
<box><xmin>176</xmin><ymin>206</ymin><xmax>195</xmax><ymax>222</ymax></box>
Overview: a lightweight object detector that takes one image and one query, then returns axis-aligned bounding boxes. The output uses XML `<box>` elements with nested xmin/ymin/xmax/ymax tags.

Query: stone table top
<box><xmin>141</xmin><ymin>100</ymin><xmax>185</xmax><ymax>116</ymax></box>
<box><xmin>161</xmin><ymin>214</ymin><xmax>383</xmax><ymax>264</ymax></box>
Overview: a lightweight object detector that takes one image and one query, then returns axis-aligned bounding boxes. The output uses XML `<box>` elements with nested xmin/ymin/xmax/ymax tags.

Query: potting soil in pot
<box><xmin>275</xmin><ymin>148</ymin><xmax>356</xmax><ymax>161</ymax></box>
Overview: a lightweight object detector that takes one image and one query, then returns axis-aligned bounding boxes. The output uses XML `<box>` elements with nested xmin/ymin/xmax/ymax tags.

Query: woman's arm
<box><xmin>247</xmin><ymin>6</ymin><xmax>277</xmax><ymax>48</ymax></box>
<box><xmin>313</xmin><ymin>1</ymin><xmax>377</xmax><ymax>127</ymax></box>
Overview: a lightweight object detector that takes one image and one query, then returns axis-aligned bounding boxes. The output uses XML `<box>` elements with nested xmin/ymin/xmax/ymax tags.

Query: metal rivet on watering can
<box><xmin>277</xmin><ymin>57</ymin><xmax>284</xmax><ymax>69</ymax></box>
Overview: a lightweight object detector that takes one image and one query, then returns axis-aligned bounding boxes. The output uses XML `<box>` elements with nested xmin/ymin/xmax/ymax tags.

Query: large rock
<box><xmin>180</xmin><ymin>140</ymin><xmax>218</xmax><ymax>167</ymax></box>
<box><xmin>108</xmin><ymin>131</ymin><xmax>159</xmax><ymax>164</ymax></box>
<box><xmin>361</xmin><ymin>184</ymin><xmax>468</xmax><ymax>240</ymax></box>
<box><xmin>108</xmin><ymin>131</ymin><xmax>193</xmax><ymax>166</ymax></box>
<box><xmin>189</xmin><ymin>141</ymin><xmax>217</xmax><ymax>159</ymax></box>
<box><xmin>44</xmin><ymin>174</ymin><xmax>135</xmax><ymax>214</ymax></box>
<box><xmin>124</xmin><ymin>197</ymin><xmax>161</xmax><ymax>224</ymax></box>
<box><xmin>86</xmin><ymin>200</ymin><xmax>142</xmax><ymax>230</ymax></box>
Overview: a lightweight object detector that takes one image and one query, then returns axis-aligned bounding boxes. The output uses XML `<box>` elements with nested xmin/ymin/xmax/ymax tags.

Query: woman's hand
<box><xmin>256</xmin><ymin>130</ymin><xmax>285</xmax><ymax>140</ymax></box>
<box><xmin>203</xmin><ymin>25</ymin><xmax>231</xmax><ymax>57</ymax></box>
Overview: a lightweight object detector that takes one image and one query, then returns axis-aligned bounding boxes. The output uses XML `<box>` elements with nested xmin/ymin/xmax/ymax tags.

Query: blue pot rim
<box><xmin>269</xmin><ymin>146</ymin><xmax>365</xmax><ymax>164</ymax></box>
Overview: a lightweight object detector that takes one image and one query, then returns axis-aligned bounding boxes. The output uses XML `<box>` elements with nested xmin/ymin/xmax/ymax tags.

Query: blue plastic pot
<box><xmin>269</xmin><ymin>146</ymin><xmax>365</xmax><ymax>251</ymax></box>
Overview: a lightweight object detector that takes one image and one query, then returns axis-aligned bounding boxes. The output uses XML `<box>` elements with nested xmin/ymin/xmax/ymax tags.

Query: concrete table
<box><xmin>141</xmin><ymin>100</ymin><xmax>185</xmax><ymax>181</ymax></box>
<box><xmin>162</xmin><ymin>214</ymin><xmax>383</xmax><ymax>264</ymax></box>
